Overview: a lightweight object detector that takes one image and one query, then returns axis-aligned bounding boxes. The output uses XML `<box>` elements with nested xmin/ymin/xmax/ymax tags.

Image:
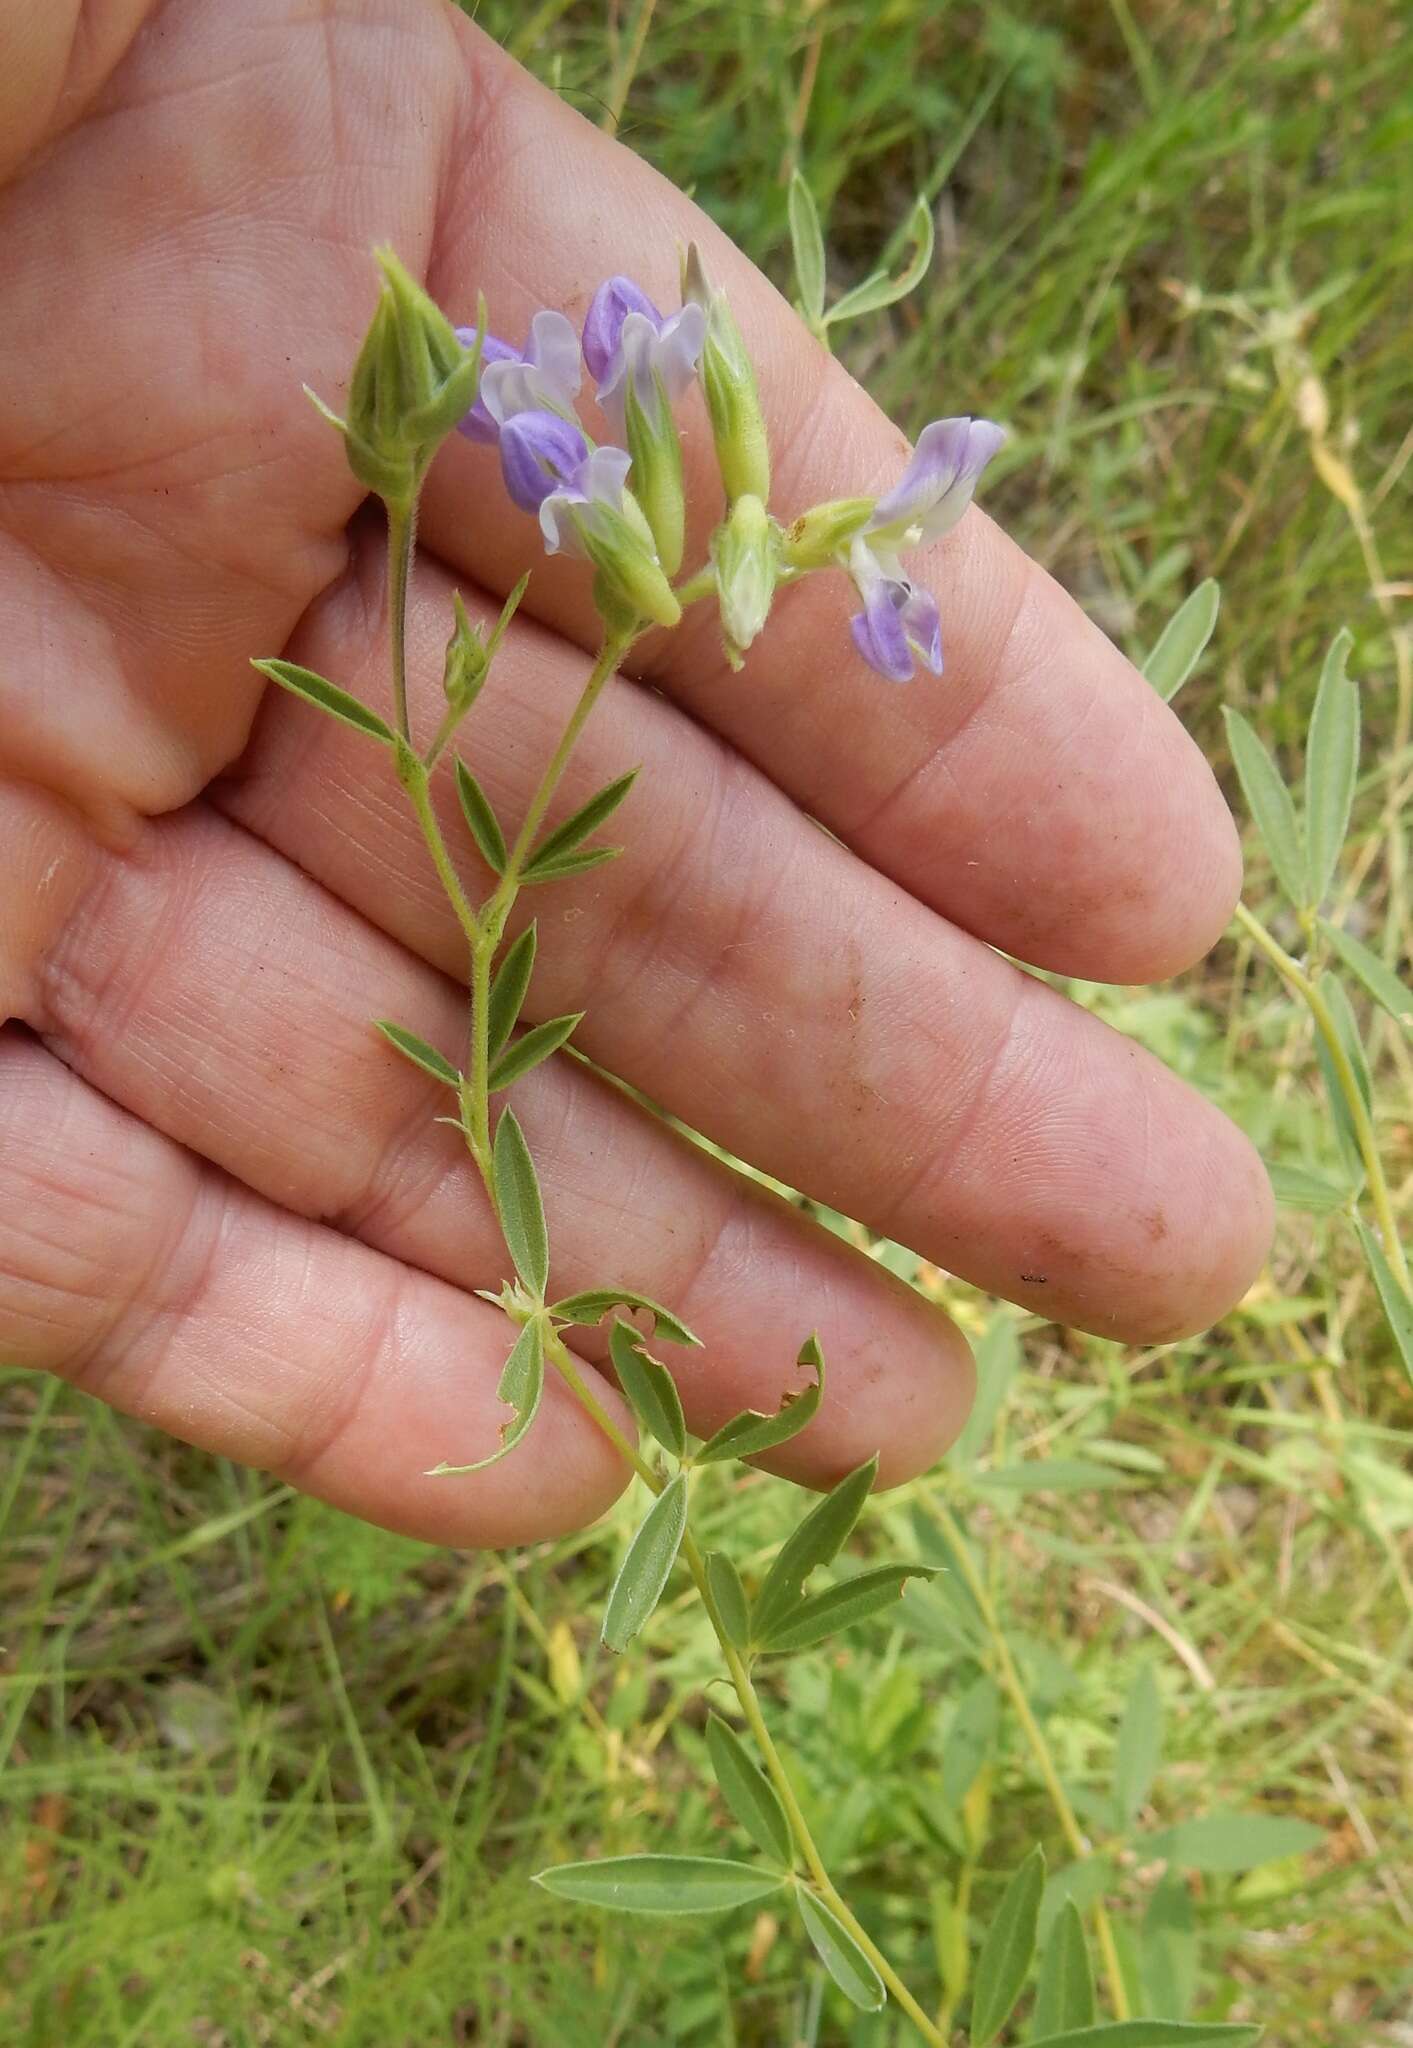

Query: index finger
<box><xmin>419</xmin><ymin>21</ymin><xmax>1240</xmax><ymax>985</ymax></box>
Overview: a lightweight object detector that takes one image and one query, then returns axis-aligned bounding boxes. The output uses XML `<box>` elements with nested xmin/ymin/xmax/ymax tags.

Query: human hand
<box><xmin>0</xmin><ymin>0</ymin><xmax>1272</xmax><ymax>1546</ymax></box>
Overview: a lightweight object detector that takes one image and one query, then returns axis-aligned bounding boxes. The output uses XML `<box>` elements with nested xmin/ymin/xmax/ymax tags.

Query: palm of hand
<box><xmin>0</xmin><ymin>0</ymin><xmax>1272</xmax><ymax>1544</ymax></box>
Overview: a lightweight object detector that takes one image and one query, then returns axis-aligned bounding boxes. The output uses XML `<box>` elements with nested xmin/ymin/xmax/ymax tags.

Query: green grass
<box><xmin>4</xmin><ymin>2</ymin><xmax>1411</xmax><ymax>2042</ymax></box>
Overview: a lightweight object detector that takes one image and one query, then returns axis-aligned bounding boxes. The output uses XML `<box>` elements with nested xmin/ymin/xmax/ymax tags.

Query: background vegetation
<box><xmin>3</xmin><ymin>1</ymin><xmax>1410</xmax><ymax>2041</ymax></box>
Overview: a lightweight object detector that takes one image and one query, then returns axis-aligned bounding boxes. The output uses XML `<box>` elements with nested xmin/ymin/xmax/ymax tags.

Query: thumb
<box><xmin>2</xmin><ymin>1</ymin><xmax>157</xmax><ymax>185</ymax></box>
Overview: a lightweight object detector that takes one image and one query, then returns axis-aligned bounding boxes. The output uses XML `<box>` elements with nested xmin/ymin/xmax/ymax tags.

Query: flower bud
<box><xmin>683</xmin><ymin>244</ymin><xmax>771</xmax><ymax>507</ymax></box>
<box><xmin>709</xmin><ymin>493</ymin><xmax>779</xmax><ymax>668</ymax></box>
<box><xmin>577</xmin><ymin>493</ymin><xmax>682</xmax><ymax>632</ymax></box>
<box><xmin>781</xmin><ymin>495</ymin><xmax>875</xmax><ymax>570</ymax></box>
<box><xmin>623</xmin><ymin>376</ymin><xmax>687</xmax><ymax>577</ymax></box>
<box><xmin>442</xmin><ymin>591</ymin><xmax>490</xmax><ymax>712</ymax></box>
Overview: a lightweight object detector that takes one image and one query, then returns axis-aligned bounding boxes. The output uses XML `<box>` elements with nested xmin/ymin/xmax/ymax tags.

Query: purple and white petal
<box><xmin>539</xmin><ymin>488</ymin><xmax>589</xmax><ymax>557</ymax></box>
<box><xmin>481</xmin><ymin>311</ymin><xmax>584</xmax><ymax>428</ymax></box>
<box><xmin>583</xmin><ymin>276</ymin><xmax>663</xmax><ymax>382</ymax></box>
<box><xmin>499</xmin><ymin>411</ymin><xmax>590</xmax><ymax>514</ymax></box>
<box><xmin>594</xmin><ymin>303</ymin><xmax>706</xmax><ymax>431</ymax></box>
<box><xmin>898</xmin><ymin>582</ymin><xmax>943</xmax><ymax>674</ymax></box>
<box><xmin>525</xmin><ymin>310</ymin><xmax>583</xmax><ymax>404</ymax></box>
<box><xmin>869</xmin><ymin>416</ymin><xmax>1006</xmax><ymax>544</ymax></box>
<box><xmin>579</xmin><ymin>444</ymin><xmax>633</xmax><ymax>508</ymax></box>
<box><xmin>847</xmin><ymin>538</ymin><xmax>914</xmax><ymax>682</ymax></box>
<box><xmin>455</xmin><ymin>325</ymin><xmax>521</xmax><ymax>443</ymax></box>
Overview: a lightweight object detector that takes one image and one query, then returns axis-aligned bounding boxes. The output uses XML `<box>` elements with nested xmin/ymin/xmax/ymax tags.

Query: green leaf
<box><xmin>251</xmin><ymin>658</ymin><xmax>394</xmax><ymax>743</ymax></box>
<box><xmin>1353</xmin><ymin>1220</ymin><xmax>1413</xmax><ymax>1388</ymax></box>
<box><xmin>1033</xmin><ymin>1900</ymin><xmax>1096</xmax><ymax>2036</ymax></box>
<box><xmin>705</xmin><ymin>1714</ymin><xmax>792</xmax><ymax>1865</ymax></box>
<box><xmin>488</xmin><ymin>1011</ymin><xmax>583</xmax><ymax>1091</ymax></box>
<box><xmin>1145</xmin><ymin>1811</ymin><xmax>1324</xmax><ymax>1873</ymax></box>
<box><xmin>426</xmin><ymin>1317</ymin><xmax>542</xmax><ymax>1475</ymax></box>
<box><xmin>548</xmin><ymin>1289</ymin><xmax>700</xmax><ymax>1347</ymax></box>
<box><xmin>601</xmin><ymin>1473</ymin><xmax>688</xmax><ymax>1653</ymax></box>
<box><xmin>694</xmin><ymin>1334</ymin><xmax>825</xmax><ymax>1464</ymax></box>
<box><xmin>1304</xmin><ymin>627</ymin><xmax>1359</xmax><ymax>907</ymax></box>
<box><xmin>751</xmin><ymin>1456</ymin><xmax>877</xmax><ymax>1642</ymax></box>
<box><xmin>788</xmin><ymin>172</ymin><xmax>827</xmax><ymax>326</ymax></box>
<box><xmin>519</xmin><ymin>844</ymin><xmax>621</xmax><ymax>885</ymax></box>
<box><xmin>704</xmin><ymin>1548</ymin><xmax>751</xmax><ymax>1649</ymax></box>
<box><xmin>796</xmin><ymin>1889</ymin><xmax>885</xmax><ymax>2011</ymax></box>
<box><xmin>533</xmin><ymin>1853</ymin><xmax>783</xmax><ymax>1915</ymax></box>
<box><xmin>374</xmin><ymin>1020</ymin><xmax>459</xmax><ymax>1086</ymax></box>
<box><xmin>1027</xmin><ymin>2028</ymin><xmax>1260</xmax><ymax>2048</ymax></box>
<box><xmin>1267</xmin><ymin>1162</ymin><xmax>1352</xmax><ymax>1213</ymax></box>
<box><xmin>1141</xmin><ymin>580</ymin><xmax>1220</xmax><ymax>703</ymax></box>
<box><xmin>523</xmin><ymin>770</ymin><xmax>638</xmax><ymax>878</ymax></box>
<box><xmin>1141</xmin><ymin>1869</ymin><xmax>1198</xmax><ymax>2021</ymax></box>
<box><xmin>454</xmin><ymin>758</ymin><xmax>507</xmax><ymax>873</ymax></box>
<box><xmin>969</xmin><ymin>1845</ymin><xmax>1044</xmax><ymax>2045</ymax></box>
<box><xmin>1113</xmin><ymin>1666</ymin><xmax>1163</xmax><ymax>1830</ymax></box>
<box><xmin>487</xmin><ymin>924</ymin><xmax>536</xmax><ymax>1059</ymax></box>
<box><xmin>609</xmin><ymin>1321</ymin><xmax>686</xmax><ymax>1459</ymax></box>
<box><xmin>942</xmin><ymin>1673</ymin><xmax>1000</xmax><ymax>1808</ymax></box>
<box><xmin>825</xmin><ymin>193</ymin><xmax>934</xmax><ymax>326</ymax></box>
<box><xmin>1320</xmin><ymin>919</ymin><xmax>1413</xmax><ymax>1032</ymax></box>
<box><xmin>1314</xmin><ymin>971</ymin><xmax>1371</xmax><ymax>1189</ymax></box>
<box><xmin>492</xmin><ymin>1109</ymin><xmax>548</xmax><ymax>1298</ymax></box>
<box><xmin>757</xmin><ymin>1563</ymin><xmax>935</xmax><ymax>1655</ymax></box>
<box><xmin>1222</xmin><ymin>707</ymin><xmax>1305</xmax><ymax>908</ymax></box>
<box><xmin>950</xmin><ymin>1314</ymin><xmax>1020</xmax><ymax>1463</ymax></box>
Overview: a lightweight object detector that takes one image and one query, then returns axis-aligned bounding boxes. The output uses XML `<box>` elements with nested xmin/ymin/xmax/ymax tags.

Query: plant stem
<box><xmin>929</xmin><ymin>1499</ymin><xmax>1131</xmax><ymax>2022</ymax></box>
<box><xmin>1234</xmin><ymin>898</ymin><xmax>1410</xmax><ymax>1293</ymax></box>
<box><xmin>399</xmin><ymin>750</ymin><xmax>482</xmax><ymax>952</ymax></box>
<box><xmin>387</xmin><ymin>498</ymin><xmax>416</xmax><ymax>743</ymax></box>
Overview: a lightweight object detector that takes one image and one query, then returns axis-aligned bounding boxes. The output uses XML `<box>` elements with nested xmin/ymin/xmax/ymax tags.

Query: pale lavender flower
<box><xmin>581</xmin><ymin>274</ymin><xmax>705</xmax><ymax>433</ymax></box>
<box><xmin>847</xmin><ymin>415</ymin><xmax>1004</xmax><ymax>682</ymax></box>
<box><xmin>456</xmin><ymin>311</ymin><xmax>583</xmax><ymax>443</ymax></box>
<box><xmin>497</xmin><ymin>411</ymin><xmax>633</xmax><ymax>558</ymax></box>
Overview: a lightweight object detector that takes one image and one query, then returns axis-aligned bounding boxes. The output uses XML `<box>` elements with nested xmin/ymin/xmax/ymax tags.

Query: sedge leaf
<box><xmin>1141</xmin><ymin>580</ymin><xmax>1220</xmax><ymax>703</ymax></box>
<box><xmin>1320</xmin><ymin>919</ymin><xmax>1413</xmax><ymax>1032</ymax></box>
<box><xmin>534</xmin><ymin>1852</ymin><xmax>782</xmax><ymax>1915</ymax></box>
<box><xmin>548</xmin><ymin>1289</ymin><xmax>699</xmax><ymax>1347</ymax></box>
<box><xmin>454</xmin><ymin>758</ymin><xmax>507</xmax><ymax>873</ymax></box>
<box><xmin>488</xmin><ymin>1011</ymin><xmax>583</xmax><ymax>1091</ymax></box>
<box><xmin>695</xmin><ymin>1334</ymin><xmax>825</xmax><ymax>1464</ymax></box>
<box><xmin>1222</xmin><ymin>707</ymin><xmax>1305</xmax><ymax>908</ymax></box>
<box><xmin>524</xmin><ymin>770</ymin><xmax>637</xmax><ymax>877</ymax></box>
<box><xmin>1353</xmin><ymin>1220</ymin><xmax>1413</xmax><ymax>1388</ymax></box>
<box><xmin>1033</xmin><ymin>1900</ymin><xmax>1096</xmax><ymax>2035</ymax></box>
<box><xmin>797</xmin><ymin>1890</ymin><xmax>885</xmax><ymax>2011</ymax></box>
<box><xmin>788</xmin><ymin>172</ymin><xmax>827</xmax><ymax>325</ymax></box>
<box><xmin>969</xmin><ymin>1845</ymin><xmax>1044</xmax><ymax>2046</ymax></box>
<box><xmin>487</xmin><ymin>924</ymin><xmax>537</xmax><ymax>1059</ymax></box>
<box><xmin>751</xmin><ymin>1456</ymin><xmax>877</xmax><ymax>1642</ymax></box>
<box><xmin>757</xmin><ymin>1564</ymin><xmax>935</xmax><ymax>1654</ymax></box>
<box><xmin>703</xmin><ymin>1550</ymin><xmax>751</xmax><ymax>1649</ymax></box>
<box><xmin>826</xmin><ymin>194</ymin><xmax>934</xmax><ymax>326</ymax></box>
<box><xmin>705</xmin><ymin>1714</ymin><xmax>792</xmax><ymax>1864</ymax></box>
<box><xmin>251</xmin><ymin>658</ymin><xmax>394</xmax><ymax>742</ymax></box>
<box><xmin>1113</xmin><ymin>1665</ymin><xmax>1163</xmax><ymax>1830</ymax></box>
<box><xmin>1028</xmin><ymin>2027</ymin><xmax>1260</xmax><ymax>2048</ymax></box>
<box><xmin>492</xmin><ymin>1109</ymin><xmax>548</xmax><ymax>1298</ymax></box>
<box><xmin>426</xmin><ymin>1317</ymin><xmax>542</xmax><ymax>1475</ymax></box>
<box><xmin>609</xmin><ymin>1321</ymin><xmax>686</xmax><ymax>1459</ymax></box>
<box><xmin>602</xmin><ymin>1473</ymin><xmax>688</xmax><ymax>1653</ymax></box>
<box><xmin>375</xmin><ymin>1020</ymin><xmax>459</xmax><ymax>1086</ymax></box>
<box><xmin>1145</xmin><ymin>1811</ymin><xmax>1324</xmax><ymax>1872</ymax></box>
<box><xmin>1304</xmin><ymin>627</ymin><xmax>1359</xmax><ymax>907</ymax></box>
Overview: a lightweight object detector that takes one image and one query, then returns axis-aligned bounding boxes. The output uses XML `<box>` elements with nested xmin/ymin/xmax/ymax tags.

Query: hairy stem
<box><xmin>386</xmin><ymin>498</ymin><xmax>417</xmax><ymax>743</ymax></box>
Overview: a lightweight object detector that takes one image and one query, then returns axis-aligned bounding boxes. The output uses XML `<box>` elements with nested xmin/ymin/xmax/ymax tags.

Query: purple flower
<box><xmin>497</xmin><ymin>411</ymin><xmax>633</xmax><ymax>558</ymax></box>
<box><xmin>581</xmin><ymin>275</ymin><xmax>705</xmax><ymax>433</ymax></box>
<box><xmin>846</xmin><ymin>415</ymin><xmax>1004</xmax><ymax>682</ymax></box>
<box><xmin>847</xmin><ymin>537</ymin><xmax>943</xmax><ymax>684</ymax></box>
<box><xmin>456</xmin><ymin>311</ymin><xmax>582</xmax><ymax>444</ymax></box>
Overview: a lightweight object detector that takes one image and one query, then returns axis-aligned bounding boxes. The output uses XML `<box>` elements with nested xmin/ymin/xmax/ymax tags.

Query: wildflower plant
<box><xmin>246</xmin><ymin>233</ymin><xmax>1375</xmax><ymax>2045</ymax></box>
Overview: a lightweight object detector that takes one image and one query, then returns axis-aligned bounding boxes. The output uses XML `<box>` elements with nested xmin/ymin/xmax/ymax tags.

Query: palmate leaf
<box><xmin>492</xmin><ymin>1109</ymin><xmax>548</xmax><ymax>1298</ymax></box>
<box><xmin>601</xmin><ymin>1473</ymin><xmax>688</xmax><ymax>1653</ymax></box>
<box><xmin>750</xmin><ymin>1456</ymin><xmax>877</xmax><ymax>1643</ymax></box>
<box><xmin>694</xmin><ymin>1334</ymin><xmax>825</xmax><ymax>1464</ymax></box>
<box><xmin>755</xmin><ymin>1564</ymin><xmax>936</xmax><ymax>1655</ymax></box>
<box><xmin>609</xmin><ymin>1321</ymin><xmax>686</xmax><ymax>1459</ymax></box>
<box><xmin>251</xmin><ymin>658</ymin><xmax>394</xmax><ymax>742</ymax></box>
<box><xmin>533</xmin><ymin>1853</ymin><xmax>783</xmax><ymax>1915</ymax></box>
<box><xmin>1304</xmin><ymin>627</ymin><xmax>1359</xmax><ymax>907</ymax></box>
<box><xmin>1141</xmin><ymin>579</ymin><xmax>1220</xmax><ymax>703</ymax></box>
<box><xmin>1320</xmin><ymin>918</ymin><xmax>1413</xmax><ymax>1031</ymax></box>
<box><xmin>487</xmin><ymin>924</ymin><xmax>537</xmax><ymax>1058</ymax></box>
<box><xmin>425</xmin><ymin>1317</ymin><xmax>542</xmax><ymax>1476</ymax></box>
<box><xmin>524</xmin><ymin>769</ymin><xmax>637</xmax><ymax>878</ymax></box>
<box><xmin>487</xmin><ymin>1012</ymin><xmax>583</xmax><ymax>1091</ymax></box>
<box><xmin>704</xmin><ymin>1714</ymin><xmax>791</xmax><ymax>1864</ymax></box>
<box><xmin>374</xmin><ymin>1020</ymin><xmax>460</xmax><ymax>1086</ymax></box>
<box><xmin>797</xmin><ymin>1890</ymin><xmax>885</xmax><ymax>2011</ymax></box>
<box><xmin>969</xmin><ymin>1845</ymin><xmax>1044</xmax><ymax>2047</ymax></box>
<box><xmin>548</xmin><ymin>1288</ymin><xmax>700</xmax><ymax>1348</ymax></box>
